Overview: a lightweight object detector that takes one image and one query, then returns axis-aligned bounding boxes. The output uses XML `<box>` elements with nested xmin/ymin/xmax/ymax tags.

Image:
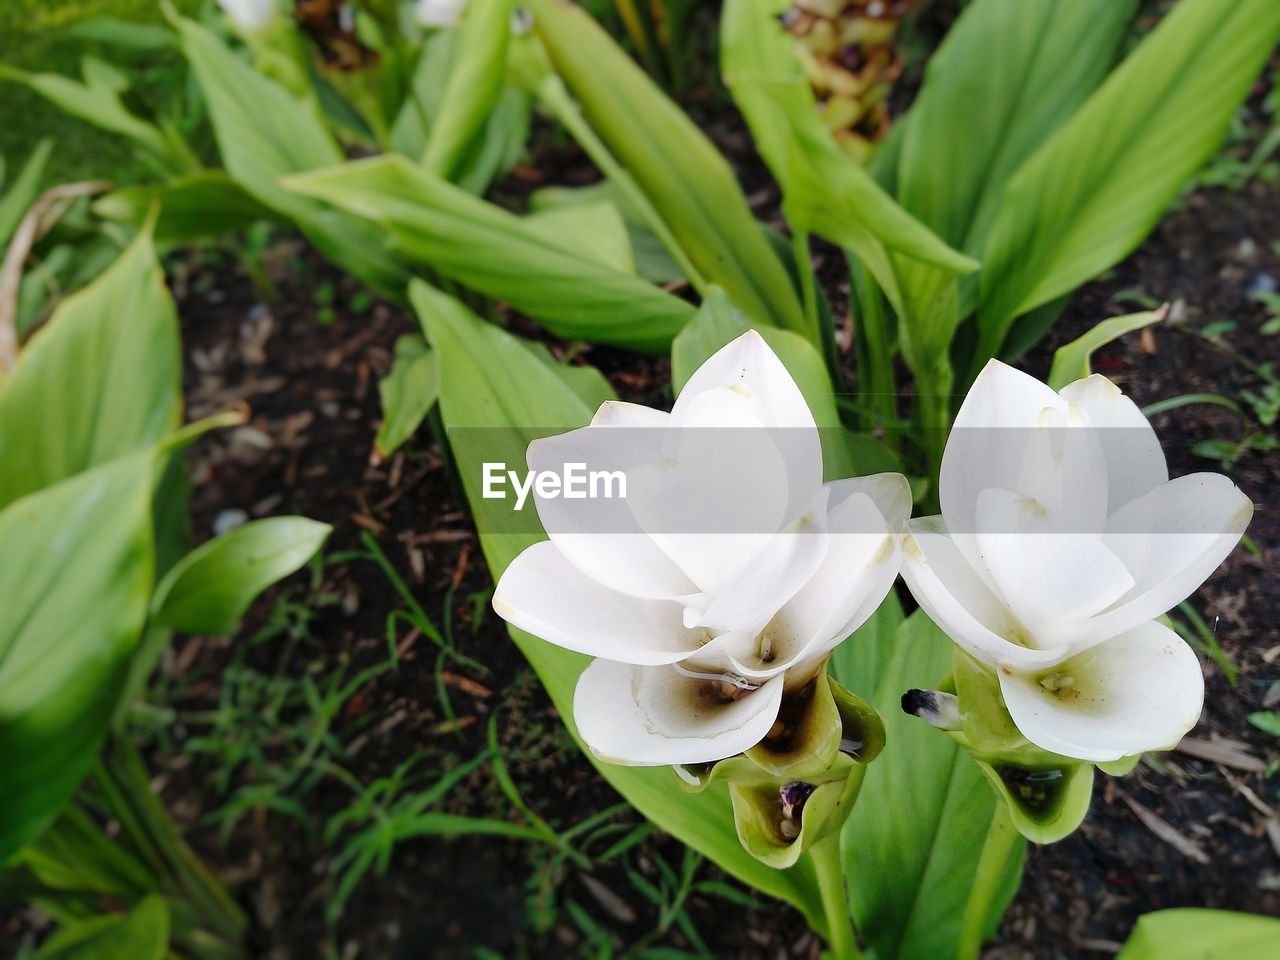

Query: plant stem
<box><xmin>810</xmin><ymin>833</ymin><xmax>863</xmax><ymax>960</ymax></box>
<box><xmin>98</xmin><ymin>738</ymin><xmax>247</xmax><ymax>954</ymax></box>
<box><xmin>537</xmin><ymin>75</ymin><xmax>707</xmax><ymax>295</ymax></box>
<box><xmin>956</xmin><ymin>801</ymin><xmax>1020</xmax><ymax>960</ymax></box>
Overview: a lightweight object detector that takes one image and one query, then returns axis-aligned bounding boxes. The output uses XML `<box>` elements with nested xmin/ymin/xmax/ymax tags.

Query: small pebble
<box><xmin>213</xmin><ymin>508</ymin><xmax>249</xmax><ymax>536</ymax></box>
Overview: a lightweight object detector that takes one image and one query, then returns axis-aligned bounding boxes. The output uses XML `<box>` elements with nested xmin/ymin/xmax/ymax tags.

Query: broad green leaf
<box><xmin>529</xmin><ymin>182</ymin><xmax>684</xmax><ymax>284</ymax></box>
<box><xmin>977</xmin><ymin>0</ymin><xmax>1280</xmax><ymax>366</ymax></box>
<box><xmin>0</xmin><ymin>138</ymin><xmax>52</xmax><ymax>247</ymax></box>
<box><xmin>1117</xmin><ymin>909</ymin><xmax>1280</xmax><ymax>960</ymax></box>
<box><xmin>174</xmin><ymin>14</ymin><xmax>408</xmax><ymax>295</ymax></box>
<box><xmin>412</xmin><ymin>278</ymin><xmax>828</xmax><ymax>936</ymax></box>
<box><xmin>0</xmin><ymin>229</ymin><xmax>180</xmax><ymax>509</ymax></box>
<box><xmin>422</xmin><ymin>0</ymin><xmax>510</xmax><ymax>179</ymax></box>
<box><xmin>525</xmin><ymin>0</ymin><xmax>806</xmax><ymax>335</ymax></box>
<box><xmin>524</xmin><ymin>201</ymin><xmax>635</xmax><ymax>274</ymax></box>
<box><xmin>0</xmin><ymin>454</ymin><xmax>155</xmax><ymax>863</ymax></box>
<box><xmin>285</xmin><ymin>156</ymin><xmax>694</xmax><ymax>351</ymax></box>
<box><xmin>512</xmin><ymin>340</ymin><xmax>616</xmax><ymax>414</ymax></box>
<box><xmin>1047</xmin><ymin>309</ymin><xmax>1163</xmax><ymax>390</ymax></box>
<box><xmin>720</xmin><ymin>0</ymin><xmax>977</xmax><ymax>379</ymax></box>
<box><xmin>895</xmin><ymin>0</ymin><xmax>1133</xmax><ymax>257</ymax></box>
<box><xmin>671</xmin><ymin>288</ymin><xmax>897</xmax><ymax>479</ymax></box>
<box><xmin>833</xmin><ymin>606</ymin><xmax>1026</xmax><ymax>960</ymax></box>
<box><xmin>0</xmin><ymin>59</ymin><xmax>183</xmax><ymax>175</ymax></box>
<box><xmin>66</xmin><ymin>16</ymin><xmax>177</xmax><ymax>50</ymax></box>
<box><xmin>151</xmin><ymin>517</ymin><xmax>331</xmax><ymax>635</ymax></box>
<box><xmin>35</xmin><ymin>894</ymin><xmax>169</xmax><ymax>960</ymax></box>
<box><xmin>375</xmin><ymin>335</ymin><xmax>440</xmax><ymax>459</ymax></box>
<box><xmin>92</xmin><ymin>171</ymin><xmax>278</xmax><ymax>243</ymax></box>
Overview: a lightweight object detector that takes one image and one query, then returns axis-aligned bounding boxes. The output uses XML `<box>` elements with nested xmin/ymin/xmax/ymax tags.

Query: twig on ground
<box><xmin>0</xmin><ymin>179</ymin><xmax>112</xmax><ymax>373</ymax></box>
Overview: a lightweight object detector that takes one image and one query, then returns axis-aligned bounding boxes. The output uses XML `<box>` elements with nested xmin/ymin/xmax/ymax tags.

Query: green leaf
<box><xmin>894</xmin><ymin>0</ymin><xmax>1133</xmax><ymax>258</ymax></box>
<box><xmin>977</xmin><ymin>0</ymin><xmax>1280</xmax><ymax>366</ymax></box>
<box><xmin>375</xmin><ymin>335</ymin><xmax>440</xmax><ymax>459</ymax></box>
<box><xmin>0</xmin><ymin>138</ymin><xmax>52</xmax><ymax>248</ymax></box>
<box><xmin>412</xmin><ymin>278</ymin><xmax>828</xmax><ymax>937</ymax></box>
<box><xmin>524</xmin><ymin>201</ymin><xmax>636</xmax><ymax>274</ymax></box>
<box><xmin>671</xmin><ymin>288</ymin><xmax>897</xmax><ymax>479</ymax></box>
<box><xmin>720</xmin><ymin>0</ymin><xmax>977</xmax><ymax>378</ymax></box>
<box><xmin>0</xmin><ymin>59</ymin><xmax>181</xmax><ymax>175</ymax></box>
<box><xmin>174</xmin><ymin>14</ymin><xmax>408</xmax><ymax>295</ymax></box>
<box><xmin>525</xmin><ymin>0</ymin><xmax>806</xmax><ymax>335</ymax></box>
<box><xmin>35</xmin><ymin>894</ymin><xmax>169</xmax><ymax>960</ymax></box>
<box><xmin>0</xmin><ymin>454</ymin><xmax>155</xmax><ymax>863</ymax></box>
<box><xmin>152</xmin><ymin>517</ymin><xmax>332</xmax><ymax>635</ymax></box>
<box><xmin>1246</xmin><ymin>711</ymin><xmax>1280</xmax><ymax>737</ymax></box>
<box><xmin>0</xmin><ymin>229</ymin><xmax>181</xmax><ymax>509</ymax></box>
<box><xmin>529</xmin><ymin>181</ymin><xmax>684</xmax><ymax>284</ymax></box>
<box><xmin>833</xmin><ymin>605</ymin><xmax>1026</xmax><ymax>960</ymax></box>
<box><xmin>422</xmin><ymin>0</ymin><xmax>510</xmax><ymax>179</ymax></box>
<box><xmin>285</xmin><ymin>155</ymin><xmax>694</xmax><ymax>351</ymax></box>
<box><xmin>1047</xmin><ymin>308</ymin><xmax>1164</xmax><ymax>390</ymax></box>
<box><xmin>1117</xmin><ymin>909</ymin><xmax>1280</xmax><ymax>960</ymax></box>
<box><xmin>92</xmin><ymin>171</ymin><xmax>278</xmax><ymax>243</ymax></box>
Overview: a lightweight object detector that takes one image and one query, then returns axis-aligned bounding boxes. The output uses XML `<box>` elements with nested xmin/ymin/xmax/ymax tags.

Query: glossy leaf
<box><xmin>894</xmin><ymin>0</ymin><xmax>1133</xmax><ymax>257</ymax></box>
<box><xmin>0</xmin><ymin>229</ymin><xmax>180</xmax><ymax>509</ymax></box>
<box><xmin>720</xmin><ymin>0</ymin><xmax>977</xmax><ymax>379</ymax></box>
<box><xmin>34</xmin><ymin>894</ymin><xmax>169</xmax><ymax>960</ymax></box>
<box><xmin>174</xmin><ymin>14</ymin><xmax>408</xmax><ymax>295</ymax></box>
<box><xmin>977</xmin><ymin>0</ymin><xmax>1280</xmax><ymax>364</ymax></box>
<box><xmin>375</xmin><ymin>335</ymin><xmax>441</xmax><ymax>460</ymax></box>
<box><xmin>524</xmin><ymin>0</ymin><xmax>806</xmax><ymax>334</ymax></box>
<box><xmin>422</xmin><ymin>0</ymin><xmax>510</xmax><ymax>179</ymax></box>
<box><xmin>152</xmin><ymin>517</ymin><xmax>332</xmax><ymax>635</ymax></box>
<box><xmin>1047</xmin><ymin>309</ymin><xmax>1164</xmax><ymax>390</ymax></box>
<box><xmin>833</xmin><ymin>603</ymin><xmax>1027</xmax><ymax>960</ymax></box>
<box><xmin>93</xmin><ymin>171</ymin><xmax>277</xmax><ymax>243</ymax></box>
<box><xmin>285</xmin><ymin>156</ymin><xmax>694</xmax><ymax>351</ymax></box>
<box><xmin>412</xmin><ymin>278</ymin><xmax>828</xmax><ymax>936</ymax></box>
<box><xmin>524</xmin><ymin>201</ymin><xmax>635</xmax><ymax>275</ymax></box>
<box><xmin>0</xmin><ymin>138</ymin><xmax>52</xmax><ymax>247</ymax></box>
<box><xmin>0</xmin><ymin>454</ymin><xmax>155</xmax><ymax>863</ymax></box>
<box><xmin>1117</xmin><ymin>909</ymin><xmax>1280</xmax><ymax>960</ymax></box>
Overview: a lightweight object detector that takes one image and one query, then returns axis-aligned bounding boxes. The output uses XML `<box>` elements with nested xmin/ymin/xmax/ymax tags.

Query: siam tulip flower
<box><xmin>902</xmin><ymin>360</ymin><xmax>1253</xmax><ymax>763</ymax></box>
<box><xmin>217</xmin><ymin>0</ymin><xmax>278</xmax><ymax>33</ymax></box>
<box><xmin>493</xmin><ymin>331</ymin><xmax>909</xmax><ymax>768</ymax></box>
<box><xmin>415</xmin><ymin>0</ymin><xmax>467</xmax><ymax>28</ymax></box>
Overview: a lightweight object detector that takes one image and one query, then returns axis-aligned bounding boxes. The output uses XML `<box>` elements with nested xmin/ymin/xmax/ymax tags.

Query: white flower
<box><xmin>902</xmin><ymin>360</ymin><xmax>1253</xmax><ymax>762</ymax></box>
<box><xmin>415</xmin><ymin>0</ymin><xmax>467</xmax><ymax>28</ymax></box>
<box><xmin>493</xmin><ymin>332</ymin><xmax>909</xmax><ymax>766</ymax></box>
<box><xmin>217</xmin><ymin>0</ymin><xmax>277</xmax><ymax>32</ymax></box>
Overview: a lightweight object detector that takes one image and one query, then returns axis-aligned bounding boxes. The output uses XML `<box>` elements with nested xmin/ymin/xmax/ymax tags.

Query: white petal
<box><xmin>529</xmin><ymin>404</ymin><xmax>696</xmax><ymax>600</ymax></box>
<box><xmin>901</xmin><ymin>517</ymin><xmax>1069</xmax><ymax>671</ymax></box>
<box><xmin>673</xmin><ymin>330</ymin><xmax>817</xmax><ymax>433</ymax></box>
<box><xmin>975</xmin><ymin>487</ymin><xmax>1135</xmax><ymax>638</ymax></box>
<box><xmin>1059</xmin><ymin>374</ymin><xmax>1167</xmax><ymax>510</ymax></box>
<box><xmin>941</xmin><ymin>360</ymin><xmax>1067</xmax><ymax>536</ymax></box>
<box><xmin>493</xmin><ymin>542</ymin><xmax>702</xmax><ymax>665</ymax></box>
<box><xmin>999</xmin><ymin>621</ymin><xmax>1204</xmax><ymax>762</ymax></box>
<box><xmin>1057</xmin><ymin>474</ymin><xmax>1253</xmax><ymax>648</ymax></box>
<box><xmin>774</xmin><ymin>483</ymin><xmax>903</xmax><ymax>666</ymax></box>
<box><xmin>573</xmin><ymin>660</ymin><xmax>785</xmax><ymax>765</ymax></box>
<box><xmin>672</xmin><ymin>330</ymin><xmax>823</xmax><ymax>524</ymax></box>
<box><xmin>628</xmin><ymin>388</ymin><xmax>789</xmax><ymax>593</ymax></box>
<box><xmin>684</xmin><ymin>489</ymin><xmax>830</xmax><ymax>635</ymax></box>
<box><xmin>826</xmin><ymin>472</ymin><xmax>912</xmax><ymax>531</ymax></box>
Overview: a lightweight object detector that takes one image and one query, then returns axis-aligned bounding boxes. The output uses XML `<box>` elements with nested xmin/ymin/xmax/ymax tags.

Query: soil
<box><xmin>4</xmin><ymin>18</ymin><xmax>1280</xmax><ymax>960</ymax></box>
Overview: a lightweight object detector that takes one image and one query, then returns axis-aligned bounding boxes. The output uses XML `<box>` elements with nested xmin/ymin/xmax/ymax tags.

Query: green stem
<box><xmin>956</xmin><ymin>800</ymin><xmax>1019</xmax><ymax>960</ymax></box>
<box><xmin>99</xmin><ymin>738</ymin><xmax>247</xmax><ymax>953</ymax></box>
<box><xmin>537</xmin><ymin>75</ymin><xmax>707</xmax><ymax>295</ymax></box>
<box><xmin>810</xmin><ymin>833</ymin><xmax>863</xmax><ymax>960</ymax></box>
